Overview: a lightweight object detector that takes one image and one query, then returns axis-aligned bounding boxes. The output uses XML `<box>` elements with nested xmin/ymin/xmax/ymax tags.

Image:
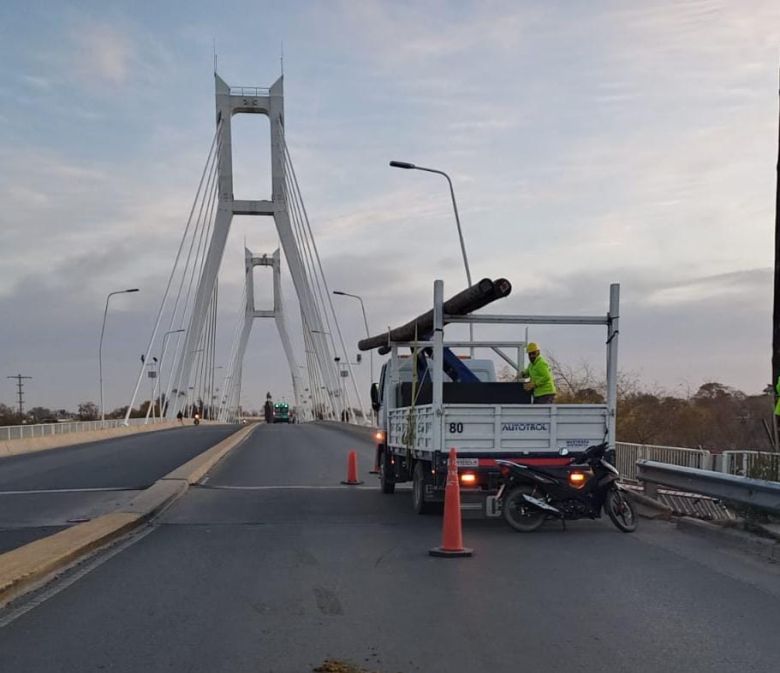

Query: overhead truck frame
<box><xmin>362</xmin><ymin>278</ymin><xmax>620</xmax><ymax>515</ymax></box>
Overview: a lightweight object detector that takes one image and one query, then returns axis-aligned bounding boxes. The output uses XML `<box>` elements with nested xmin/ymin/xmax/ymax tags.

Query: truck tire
<box><xmin>412</xmin><ymin>462</ymin><xmax>435</xmax><ymax>514</ymax></box>
<box><xmin>379</xmin><ymin>449</ymin><xmax>395</xmax><ymax>495</ymax></box>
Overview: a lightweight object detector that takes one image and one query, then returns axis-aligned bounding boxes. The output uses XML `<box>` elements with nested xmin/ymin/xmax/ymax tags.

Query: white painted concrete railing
<box><xmin>615</xmin><ymin>442</ymin><xmax>712</xmax><ymax>482</ymax></box>
<box><xmin>0</xmin><ymin>418</ymin><xmax>166</xmax><ymax>442</ymax></box>
<box><xmin>722</xmin><ymin>451</ymin><xmax>780</xmax><ymax>483</ymax></box>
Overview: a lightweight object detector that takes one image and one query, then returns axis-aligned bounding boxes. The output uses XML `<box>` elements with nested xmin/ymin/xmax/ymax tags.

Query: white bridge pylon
<box><xmin>218</xmin><ymin>248</ymin><xmax>304</xmax><ymax>421</ymax></box>
<box><xmin>125</xmin><ymin>72</ymin><xmax>368</xmax><ymax>423</ymax></box>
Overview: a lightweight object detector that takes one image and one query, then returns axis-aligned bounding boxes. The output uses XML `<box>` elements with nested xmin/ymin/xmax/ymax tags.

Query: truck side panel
<box><xmin>388</xmin><ymin>404</ymin><xmax>608</xmax><ymax>456</ymax></box>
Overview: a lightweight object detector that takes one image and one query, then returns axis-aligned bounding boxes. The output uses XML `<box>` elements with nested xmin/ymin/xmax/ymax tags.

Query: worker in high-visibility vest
<box><xmin>520</xmin><ymin>342</ymin><xmax>556</xmax><ymax>404</ymax></box>
<box><xmin>775</xmin><ymin>376</ymin><xmax>780</xmax><ymax>417</ymax></box>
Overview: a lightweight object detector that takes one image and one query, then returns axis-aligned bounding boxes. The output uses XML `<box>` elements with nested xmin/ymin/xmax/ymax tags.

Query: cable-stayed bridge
<box><xmin>124</xmin><ymin>74</ymin><xmax>367</xmax><ymax>423</ymax></box>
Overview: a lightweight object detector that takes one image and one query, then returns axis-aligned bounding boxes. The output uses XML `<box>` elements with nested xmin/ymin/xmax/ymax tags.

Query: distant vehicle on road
<box><xmin>273</xmin><ymin>402</ymin><xmax>290</xmax><ymax>423</ymax></box>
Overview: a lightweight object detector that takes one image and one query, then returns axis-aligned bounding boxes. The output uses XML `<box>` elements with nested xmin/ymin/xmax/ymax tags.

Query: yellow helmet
<box><xmin>526</xmin><ymin>342</ymin><xmax>540</xmax><ymax>354</ymax></box>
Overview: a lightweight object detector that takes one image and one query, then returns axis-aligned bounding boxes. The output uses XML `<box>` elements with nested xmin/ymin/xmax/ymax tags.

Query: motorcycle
<box><xmin>193</xmin><ymin>413</ymin><xmax>201</xmax><ymax>426</ymax></box>
<box><xmin>496</xmin><ymin>443</ymin><xmax>637</xmax><ymax>533</ymax></box>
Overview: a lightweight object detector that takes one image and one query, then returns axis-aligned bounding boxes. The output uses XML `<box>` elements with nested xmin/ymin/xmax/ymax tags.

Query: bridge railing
<box><xmin>230</xmin><ymin>86</ymin><xmax>270</xmax><ymax>97</ymax></box>
<box><xmin>722</xmin><ymin>451</ymin><xmax>780</xmax><ymax>483</ymax></box>
<box><xmin>615</xmin><ymin>442</ymin><xmax>712</xmax><ymax>482</ymax></box>
<box><xmin>637</xmin><ymin>460</ymin><xmax>780</xmax><ymax>514</ymax></box>
<box><xmin>0</xmin><ymin>418</ymin><xmax>166</xmax><ymax>442</ymax></box>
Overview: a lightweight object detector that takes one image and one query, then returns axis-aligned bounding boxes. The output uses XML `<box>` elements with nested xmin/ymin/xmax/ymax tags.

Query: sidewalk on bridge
<box><xmin>0</xmin><ymin>422</ymin><xmax>256</xmax><ymax>609</ymax></box>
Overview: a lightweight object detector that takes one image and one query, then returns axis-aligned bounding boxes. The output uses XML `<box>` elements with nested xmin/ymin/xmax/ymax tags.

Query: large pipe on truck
<box><xmin>358</xmin><ymin>277</ymin><xmax>512</xmax><ymax>354</ymax></box>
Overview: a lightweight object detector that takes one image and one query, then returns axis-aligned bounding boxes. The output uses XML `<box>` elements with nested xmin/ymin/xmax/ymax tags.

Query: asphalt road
<box><xmin>0</xmin><ymin>425</ymin><xmax>237</xmax><ymax>491</ymax></box>
<box><xmin>1</xmin><ymin>422</ymin><xmax>779</xmax><ymax>673</ymax></box>
<box><xmin>0</xmin><ymin>425</ymin><xmax>237</xmax><ymax>553</ymax></box>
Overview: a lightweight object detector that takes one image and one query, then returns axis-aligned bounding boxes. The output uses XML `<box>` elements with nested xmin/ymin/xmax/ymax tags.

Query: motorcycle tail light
<box><xmin>568</xmin><ymin>471</ymin><xmax>587</xmax><ymax>489</ymax></box>
<box><xmin>499</xmin><ymin>465</ymin><xmax>511</xmax><ymax>477</ymax></box>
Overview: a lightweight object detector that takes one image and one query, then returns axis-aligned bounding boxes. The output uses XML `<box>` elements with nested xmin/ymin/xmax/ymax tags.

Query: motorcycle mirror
<box><xmin>559</xmin><ymin>448</ymin><xmax>569</xmax><ymax>456</ymax></box>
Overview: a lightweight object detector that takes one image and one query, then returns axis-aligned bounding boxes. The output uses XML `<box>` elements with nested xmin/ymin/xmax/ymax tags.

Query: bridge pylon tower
<box><xmin>220</xmin><ymin>248</ymin><xmax>305</xmax><ymax>420</ymax></box>
<box><xmin>166</xmin><ymin>74</ymin><xmax>344</xmax><ymax>420</ymax></box>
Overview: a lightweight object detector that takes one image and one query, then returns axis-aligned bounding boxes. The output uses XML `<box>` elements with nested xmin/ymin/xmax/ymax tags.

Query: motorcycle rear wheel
<box><xmin>502</xmin><ymin>486</ymin><xmax>546</xmax><ymax>532</ymax></box>
<box><xmin>605</xmin><ymin>488</ymin><xmax>637</xmax><ymax>532</ymax></box>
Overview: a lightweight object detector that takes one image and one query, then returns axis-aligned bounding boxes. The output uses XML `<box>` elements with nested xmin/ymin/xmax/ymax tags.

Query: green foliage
<box><xmin>500</xmin><ymin>360</ymin><xmax>775</xmax><ymax>452</ymax></box>
<box><xmin>77</xmin><ymin>401</ymin><xmax>99</xmax><ymax>421</ymax></box>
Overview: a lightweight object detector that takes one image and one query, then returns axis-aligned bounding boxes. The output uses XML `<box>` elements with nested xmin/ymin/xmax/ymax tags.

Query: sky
<box><xmin>0</xmin><ymin>0</ymin><xmax>778</xmax><ymax>414</ymax></box>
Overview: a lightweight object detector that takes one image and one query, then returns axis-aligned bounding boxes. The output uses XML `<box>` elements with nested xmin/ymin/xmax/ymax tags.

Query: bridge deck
<box><xmin>1</xmin><ymin>423</ymin><xmax>778</xmax><ymax>672</ymax></box>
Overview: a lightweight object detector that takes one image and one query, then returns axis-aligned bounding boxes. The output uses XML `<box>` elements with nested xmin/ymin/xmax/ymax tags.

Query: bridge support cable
<box><xmin>216</xmin><ymin>284</ymin><xmax>246</xmax><ymax>422</ymax></box>
<box><xmin>150</xmin><ymin>149</ymin><xmax>221</xmax><ymax>422</ymax></box>
<box><xmin>146</xmin><ymin>74</ymin><xmax>356</xmax><ymax>423</ymax></box>
<box><xmin>302</xmin><ymin>311</ymin><xmax>329</xmax><ymax>420</ymax></box>
<box><xmin>283</xmin><ymin>182</ymin><xmax>338</xmax><ymax>418</ymax></box>
<box><xmin>125</xmin><ymin>126</ymin><xmax>221</xmax><ymax>423</ymax></box>
<box><xmin>141</xmin><ymin>126</ymin><xmax>221</xmax><ymax>420</ymax></box>
<box><xmin>164</xmin><ymin>133</ymin><xmax>221</xmax><ymax>406</ymax></box>
<box><xmin>282</xmin><ymin>154</ymin><xmax>342</xmax><ymax>406</ymax></box>
<box><xmin>282</xmin><ymin>137</ymin><xmax>370</xmax><ymax>424</ymax></box>
<box><xmin>159</xmin><ymin>130</ymin><xmax>223</xmax><ymax>416</ymax></box>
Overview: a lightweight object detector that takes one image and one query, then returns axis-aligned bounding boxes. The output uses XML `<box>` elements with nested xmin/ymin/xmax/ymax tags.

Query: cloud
<box><xmin>19</xmin><ymin>74</ymin><xmax>51</xmax><ymax>90</ymax></box>
<box><xmin>71</xmin><ymin>23</ymin><xmax>134</xmax><ymax>84</ymax></box>
<box><xmin>644</xmin><ymin>268</ymin><xmax>770</xmax><ymax>307</ymax></box>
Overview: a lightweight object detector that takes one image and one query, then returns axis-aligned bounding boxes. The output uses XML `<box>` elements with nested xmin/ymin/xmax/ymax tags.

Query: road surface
<box><xmin>1</xmin><ymin>422</ymin><xmax>778</xmax><ymax>673</ymax></box>
<box><xmin>0</xmin><ymin>425</ymin><xmax>237</xmax><ymax>553</ymax></box>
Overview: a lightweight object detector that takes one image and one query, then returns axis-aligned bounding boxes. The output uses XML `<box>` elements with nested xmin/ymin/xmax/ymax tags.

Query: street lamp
<box><xmin>99</xmin><ymin>288</ymin><xmax>139</xmax><ymax>422</ymax></box>
<box><xmin>158</xmin><ymin>329</ymin><xmax>185</xmax><ymax>416</ymax></box>
<box><xmin>390</xmin><ymin>160</ymin><xmax>474</xmax><ymax>355</ymax></box>
<box><xmin>333</xmin><ymin>290</ymin><xmax>373</xmax><ymax>385</ymax></box>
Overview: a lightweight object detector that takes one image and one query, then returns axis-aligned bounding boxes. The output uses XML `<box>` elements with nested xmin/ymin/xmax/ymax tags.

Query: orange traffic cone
<box><xmin>341</xmin><ymin>450</ymin><xmax>364</xmax><ymax>485</ymax></box>
<box><xmin>429</xmin><ymin>448</ymin><xmax>473</xmax><ymax>558</ymax></box>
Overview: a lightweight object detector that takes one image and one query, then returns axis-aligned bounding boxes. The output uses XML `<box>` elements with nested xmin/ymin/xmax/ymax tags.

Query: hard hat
<box><xmin>526</xmin><ymin>342</ymin><xmax>540</xmax><ymax>354</ymax></box>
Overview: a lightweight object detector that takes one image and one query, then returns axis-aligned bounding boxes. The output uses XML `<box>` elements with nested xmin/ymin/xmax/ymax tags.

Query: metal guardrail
<box><xmin>637</xmin><ymin>460</ymin><xmax>780</xmax><ymax>513</ymax></box>
<box><xmin>722</xmin><ymin>451</ymin><xmax>780</xmax><ymax>482</ymax></box>
<box><xmin>616</xmin><ymin>442</ymin><xmax>711</xmax><ymax>482</ymax></box>
<box><xmin>0</xmin><ymin>418</ymin><xmax>166</xmax><ymax>442</ymax></box>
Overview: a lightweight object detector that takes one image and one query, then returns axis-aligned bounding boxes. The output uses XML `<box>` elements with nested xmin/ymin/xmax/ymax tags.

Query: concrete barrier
<box><xmin>0</xmin><ymin>420</ymin><xmax>222</xmax><ymax>459</ymax></box>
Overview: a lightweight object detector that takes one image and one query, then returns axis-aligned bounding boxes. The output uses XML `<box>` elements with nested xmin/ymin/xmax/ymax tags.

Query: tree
<box><xmin>28</xmin><ymin>407</ymin><xmax>55</xmax><ymax>423</ymax></box>
<box><xmin>0</xmin><ymin>403</ymin><xmax>17</xmax><ymax>426</ymax></box>
<box><xmin>77</xmin><ymin>401</ymin><xmax>99</xmax><ymax>421</ymax></box>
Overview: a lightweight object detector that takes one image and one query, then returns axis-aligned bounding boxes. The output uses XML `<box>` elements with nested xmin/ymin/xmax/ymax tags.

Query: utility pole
<box><xmin>7</xmin><ymin>374</ymin><xmax>32</xmax><ymax>418</ymax></box>
<box><xmin>773</xmin><ymin>67</ymin><xmax>780</xmax><ymax>450</ymax></box>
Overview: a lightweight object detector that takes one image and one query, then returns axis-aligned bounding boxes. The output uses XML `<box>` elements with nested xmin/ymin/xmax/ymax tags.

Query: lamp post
<box><xmin>158</xmin><ymin>329</ymin><xmax>185</xmax><ymax>416</ymax></box>
<box><xmin>333</xmin><ymin>290</ymin><xmax>373</xmax><ymax>385</ymax></box>
<box><xmin>99</xmin><ymin>288</ymin><xmax>139</xmax><ymax>422</ymax></box>
<box><xmin>390</xmin><ymin>160</ymin><xmax>474</xmax><ymax>355</ymax></box>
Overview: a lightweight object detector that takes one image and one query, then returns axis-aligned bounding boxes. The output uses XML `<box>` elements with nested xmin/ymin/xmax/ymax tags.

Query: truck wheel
<box><xmin>412</xmin><ymin>462</ymin><xmax>434</xmax><ymax>514</ymax></box>
<box><xmin>379</xmin><ymin>450</ymin><xmax>395</xmax><ymax>495</ymax></box>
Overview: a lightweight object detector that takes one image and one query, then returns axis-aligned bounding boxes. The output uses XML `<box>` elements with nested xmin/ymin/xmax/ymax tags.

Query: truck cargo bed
<box><xmin>388</xmin><ymin>403</ymin><xmax>608</xmax><ymax>456</ymax></box>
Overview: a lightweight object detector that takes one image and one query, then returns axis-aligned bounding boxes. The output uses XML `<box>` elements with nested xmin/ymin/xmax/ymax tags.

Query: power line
<box><xmin>7</xmin><ymin>374</ymin><xmax>32</xmax><ymax>417</ymax></box>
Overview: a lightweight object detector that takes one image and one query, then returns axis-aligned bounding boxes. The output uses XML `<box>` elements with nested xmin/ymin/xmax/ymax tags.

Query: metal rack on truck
<box><xmin>360</xmin><ymin>277</ymin><xmax>620</xmax><ymax>516</ymax></box>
